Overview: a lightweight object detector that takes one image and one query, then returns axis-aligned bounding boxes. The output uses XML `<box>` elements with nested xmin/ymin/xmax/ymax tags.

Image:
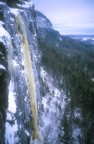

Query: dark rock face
<box><xmin>0</xmin><ymin>110</ymin><xmax>5</xmax><ymax>144</ymax></box>
<box><xmin>0</xmin><ymin>42</ymin><xmax>9</xmax><ymax>143</ymax></box>
<box><xmin>0</xmin><ymin>8</ymin><xmax>4</xmax><ymax>21</ymax></box>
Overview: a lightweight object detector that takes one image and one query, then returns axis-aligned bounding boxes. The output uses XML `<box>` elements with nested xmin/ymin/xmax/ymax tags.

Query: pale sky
<box><xmin>32</xmin><ymin>0</ymin><xmax>94</xmax><ymax>27</ymax></box>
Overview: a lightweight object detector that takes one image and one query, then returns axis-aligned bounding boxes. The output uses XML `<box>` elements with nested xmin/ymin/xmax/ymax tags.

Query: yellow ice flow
<box><xmin>16</xmin><ymin>14</ymin><xmax>39</xmax><ymax>140</ymax></box>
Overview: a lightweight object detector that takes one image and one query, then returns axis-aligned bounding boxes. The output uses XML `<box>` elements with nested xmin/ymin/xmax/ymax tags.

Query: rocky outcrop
<box><xmin>0</xmin><ymin>42</ymin><xmax>9</xmax><ymax>144</ymax></box>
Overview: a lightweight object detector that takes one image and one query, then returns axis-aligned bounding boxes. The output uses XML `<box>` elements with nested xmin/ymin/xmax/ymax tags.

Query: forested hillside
<box><xmin>36</xmin><ymin>11</ymin><xmax>94</xmax><ymax>144</ymax></box>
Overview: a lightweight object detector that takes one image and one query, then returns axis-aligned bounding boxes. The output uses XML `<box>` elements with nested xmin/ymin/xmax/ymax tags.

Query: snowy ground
<box><xmin>40</xmin><ymin>67</ymin><xmax>66</xmax><ymax>143</ymax></box>
<box><xmin>5</xmin><ymin>81</ymin><xmax>19</xmax><ymax>144</ymax></box>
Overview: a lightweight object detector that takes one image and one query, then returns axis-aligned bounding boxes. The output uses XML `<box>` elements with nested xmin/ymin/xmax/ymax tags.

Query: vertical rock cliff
<box><xmin>0</xmin><ymin>1</ymin><xmax>42</xmax><ymax>144</ymax></box>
